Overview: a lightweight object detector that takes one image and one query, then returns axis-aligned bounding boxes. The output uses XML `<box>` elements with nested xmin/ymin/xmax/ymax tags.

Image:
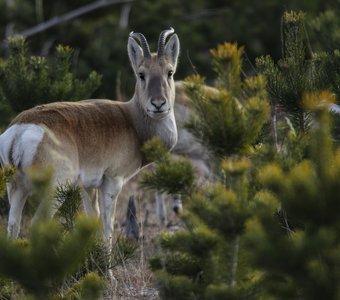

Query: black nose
<box><xmin>173</xmin><ymin>206</ymin><xmax>180</xmax><ymax>214</ymax></box>
<box><xmin>151</xmin><ymin>98</ymin><xmax>166</xmax><ymax>110</ymax></box>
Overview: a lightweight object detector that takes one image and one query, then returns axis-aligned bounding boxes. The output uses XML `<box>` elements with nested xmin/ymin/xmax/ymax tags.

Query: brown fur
<box><xmin>12</xmin><ymin>100</ymin><xmax>142</xmax><ymax>169</ymax></box>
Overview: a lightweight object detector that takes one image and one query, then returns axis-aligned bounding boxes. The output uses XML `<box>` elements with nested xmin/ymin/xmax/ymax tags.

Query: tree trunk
<box><xmin>228</xmin><ymin>234</ymin><xmax>240</xmax><ymax>287</ymax></box>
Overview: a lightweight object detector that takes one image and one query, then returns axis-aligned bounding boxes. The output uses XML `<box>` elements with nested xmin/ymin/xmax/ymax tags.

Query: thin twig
<box><xmin>282</xmin><ymin>210</ymin><xmax>293</xmax><ymax>235</ymax></box>
<box><xmin>186</xmin><ymin>49</ymin><xmax>199</xmax><ymax>75</ymax></box>
<box><xmin>119</xmin><ymin>3</ymin><xmax>132</xmax><ymax>30</ymax></box>
<box><xmin>273</xmin><ymin>105</ymin><xmax>279</xmax><ymax>151</ymax></box>
<box><xmin>280</xmin><ymin>14</ymin><xmax>285</xmax><ymax>59</ymax></box>
<box><xmin>17</xmin><ymin>0</ymin><xmax>134</xmax><ymax>38</ymax></box>
<box><xmin>243</xmin><ymin>51</ymin><xmax>258</xmax><ymax>75</ymax></box>
<box><xmin>303</xmin><ymin>22</ymin><xmax>313</xmax><ymax>58</ymax></box>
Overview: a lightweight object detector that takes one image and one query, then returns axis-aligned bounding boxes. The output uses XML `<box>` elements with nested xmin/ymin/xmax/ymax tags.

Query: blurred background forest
<box><xmin>0</xmin><ymin>0</ymin><xmax>338</xmax><ymax>101</ymax></box>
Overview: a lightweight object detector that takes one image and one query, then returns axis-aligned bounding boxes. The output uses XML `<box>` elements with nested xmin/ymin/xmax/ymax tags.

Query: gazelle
<box><xmin>0</xmin><ymin>28</ymin><xmax>180</xmax><ymax>242</ymax></box>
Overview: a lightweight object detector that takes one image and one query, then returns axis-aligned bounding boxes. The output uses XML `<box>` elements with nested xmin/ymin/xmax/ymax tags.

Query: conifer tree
<box><xmin>144</xmin><ymin>42</ymin><xmax>270</xmax><ymax>299</ymax></box>
<box><xmin>0</xmin><ymin>36</ymin><xmax>102</xmax><ymax>126</ymax></box>
<box><xmin>246</xmin><ymin>92</ymin><xmax>340</xmax><ymax>300</ymax></box>
<box><xmin>256</xmin><ymin>11</ymin><xmax>340</xmax><ymax>133</ymax></box>
<box><xmin>185</xmin><ymin>43</ymin><xmax>269</xmax><ymax>159</ymax></box>
<box><xmin>146</xmin><ymin>12</ymin><xmax>339</xmax><ymax>298</ymax></box>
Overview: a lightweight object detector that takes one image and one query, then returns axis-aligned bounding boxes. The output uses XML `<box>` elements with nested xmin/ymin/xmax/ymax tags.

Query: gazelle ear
<box><xmin>127</xmin><ymin>37</ymin><xmax>143</xmax><ymax>75</ymax></box>
<box><xmin>164</xmin><ymin>34</ymin><xmax>180</xmax><ymax>71</ymax></box>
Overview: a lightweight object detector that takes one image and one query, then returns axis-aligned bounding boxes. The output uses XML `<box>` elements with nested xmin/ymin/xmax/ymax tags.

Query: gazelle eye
<box><xmin>139</xmin><ymin>73</ymin><xmax>145</xmax><ymax>81</ymax></box>
<box><xmin>168</xmin><ymin>70</ymin><xmax>174</xmax><ymax>78</ymax></box>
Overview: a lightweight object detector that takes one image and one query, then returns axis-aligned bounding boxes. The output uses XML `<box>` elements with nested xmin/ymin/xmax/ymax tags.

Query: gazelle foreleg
<box><xmin>98</xmin><ymin>176</ymin><xmax>124</xmax><ymax>244</ymax></box>
<box><xmin>155</xmin><ymin>191</ymin><xmax>167</xmax><ymax>227</ymax></box>
<box><xmin>81</xmin><ymin>188</ymin><xmax>100</xmax><ymax>217</ymax></box>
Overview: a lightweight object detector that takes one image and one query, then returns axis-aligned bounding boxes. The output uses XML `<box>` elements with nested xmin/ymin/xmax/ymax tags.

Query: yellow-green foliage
<box><xmin>60</xmin><ymin>272</ymin><xmax>104</xmax><ymax>300</ymax></box>
<box><xmin>185</xmin><ymin>43</ymin><xmax>270</xmax><ymax>158</ymax></box>
<box><xmin>246</xmin><ymin>102</ymin><xmax>340</xmax><ymax>299</ymax></box>
<box><xmin>160</xmin><ymin>225</ymin><xmax>219</xmax><ymax>256</ymax></box>
<box><xmin>142</xmin><ymin>136</ymin><xmax>171</xmax><ymax>163</ymax></box>
<box><xmin>155</xmin><ymin>272</ymin><xmax>195</xmax><ymax>300</ymax></box>
<box><xmin>0</xmin><ymin>165</ymin><xmax>15</xmax><ymax>197</ymax></box>
<box><xmin>0</xmin><ymin>165</ymin><xmax>103</xmax><ymax>299</ymax></box>
<box><xmin>140</xmin><ymin>137</ymin><xmax>195</xmax><ymax>195</ymax></box>
<box><xmin>0</xmin><ymin>216</ymin><xmax>100</xmax><ymax>299</ymax></box>
<box><xmin>210</xmin><ymin>42</ymin><xmax>243</xmax><ymax>93</ymax></box>
<box><xmin>149</xmin><ymin>11</ymin><xmax>340</xmax><ymax>300</ymax></box>
<box><xmin>151</xmin><ymin>155</ymin><xmax>259</xmax><ymax>299</ymax></box>
<box><xmin>26</xmin><ymin>165</ymin><xmax>55</xmax><ymax>221</ymax></box>
<box><xmin>148</xmin><ymin>42</ymin><xmax>270</xmax><ymax>299</ymax></box>
<box><xmin>189</xmin><ymin>183</ymin><xmax>251</xmax><ymax>238</ymax></box>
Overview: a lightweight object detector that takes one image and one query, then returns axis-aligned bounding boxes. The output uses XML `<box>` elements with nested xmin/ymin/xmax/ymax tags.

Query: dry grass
<box><xmin>108</xmin><ymin>178</ymin><xmax>181</xmax><ymax>299</ymax></box>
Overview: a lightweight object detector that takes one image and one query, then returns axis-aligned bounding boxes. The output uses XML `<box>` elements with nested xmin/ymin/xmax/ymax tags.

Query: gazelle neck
<box><xmin>126</xmin><ymin>94</ymin><xmax>178</xmax><ymax>151</ymax></box>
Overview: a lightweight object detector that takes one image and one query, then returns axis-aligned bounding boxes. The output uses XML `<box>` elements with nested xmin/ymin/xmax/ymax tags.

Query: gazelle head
<box><xmin>128</xmin><ymin>28</ymin><xmax>180</xmax><ymax>120</ymax></box>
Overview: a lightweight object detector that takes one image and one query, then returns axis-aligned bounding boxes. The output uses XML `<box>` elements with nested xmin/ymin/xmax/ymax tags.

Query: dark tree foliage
<box><xmin>256</xmin><ymin>11</ymin><xmax>340</xmax><ymax>133</ymax></box>
<box><xmin>0</xmin><ymin>36</ymin><xmax>101</xmax><ymax>124</ymax></box>
<box><xmin>0</xmin><ymin>0</ymin><xmax>338</xmax><ymax>98</ymax></box>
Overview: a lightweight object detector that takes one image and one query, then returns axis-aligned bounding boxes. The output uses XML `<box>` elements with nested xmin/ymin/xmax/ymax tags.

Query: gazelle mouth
<box><xmin>147</xmin><ymin>109</ymin><xmax>170</xmax><ymax>114</ymax></box>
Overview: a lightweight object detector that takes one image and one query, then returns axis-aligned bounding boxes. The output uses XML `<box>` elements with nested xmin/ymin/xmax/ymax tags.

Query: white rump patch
<box><xmin>0</xmin><ymin>124</ymin><xmax>45</xmax><ymax>169</ymax></box>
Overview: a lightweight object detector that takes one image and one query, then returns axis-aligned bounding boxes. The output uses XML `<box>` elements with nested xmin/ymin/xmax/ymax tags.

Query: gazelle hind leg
<box><xmin>98</xmin><ymin>176</ymin><xmax>123</xmax><ymax>284</ymax></box>
<box><xmin>7</xmin><ymin>176</ymin><xmax>30</xmax><ymax>239</ymax></box>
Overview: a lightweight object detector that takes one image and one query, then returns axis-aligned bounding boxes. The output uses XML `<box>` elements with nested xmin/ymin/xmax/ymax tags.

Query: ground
<box><xmin>109</xmin><ymin>178</ymin><xmax>181</xmax><ymax>299</ymax></box>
